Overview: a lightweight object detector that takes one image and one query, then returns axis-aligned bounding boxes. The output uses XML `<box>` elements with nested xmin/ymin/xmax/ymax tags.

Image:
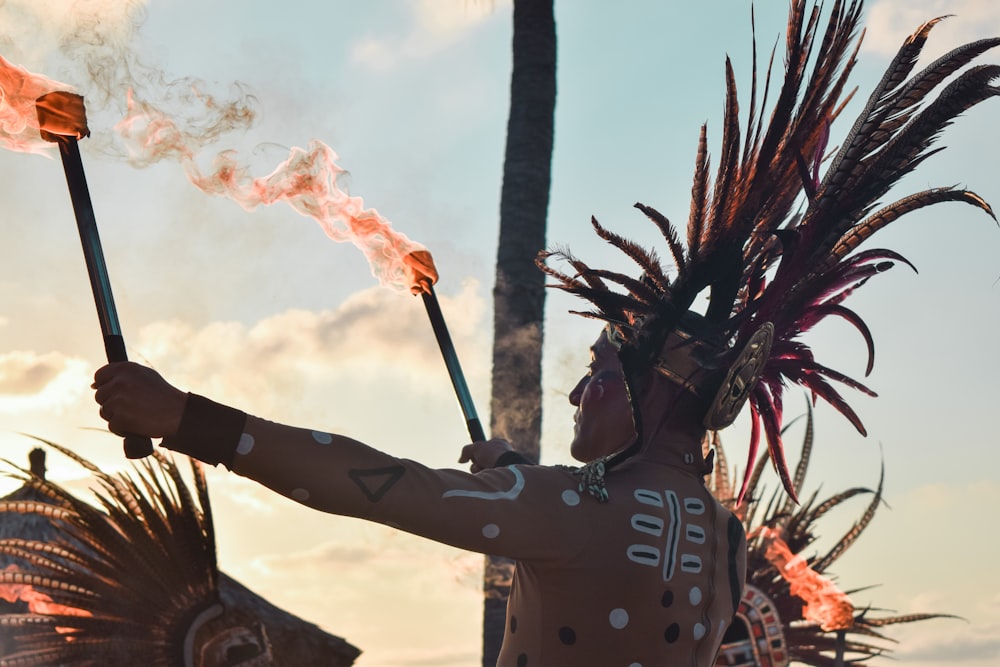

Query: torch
<box><xmin>35</xmin><ymin>91</ymin><xmax>154</xmax><ymax>459</ymax></box>
<box><xmin>759</xmin><ymin>526</ymin><xmax>854</xmax><ymax>664</ymax></box>
<box><xmin>404</xmin><ymin>250</ymin><xmax>486</xmax><ymax>443</ymax></box>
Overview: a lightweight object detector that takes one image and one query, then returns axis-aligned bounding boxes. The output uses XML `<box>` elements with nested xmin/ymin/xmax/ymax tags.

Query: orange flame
<box><xmin>1</xmin><ymin>565</ymin><xmax>92</xmax><ymax>636</ymax></box>
<box><xmin>0</xmin><ymin>56</ymin><xmax>78</xmax><ymax>154</ymax></box>
<box><xmin>117</xmin><ymin>91</ymin><xmax>438</xmax><ymax>294</ymax></box>
<box><xmin>758</xmin><ymin>527</ymin><xmax>854</xmax><ymax>631</ymax></box>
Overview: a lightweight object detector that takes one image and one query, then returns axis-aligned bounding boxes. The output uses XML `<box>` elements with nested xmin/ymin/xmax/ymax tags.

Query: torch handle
<box><xmin>833</xmin><ymin>629</ymin><xmax>846</xmax><ymax>667</ymax></box>
<box><xmin>420</xmin><ymin>287</ymin><xmax>486</xmax><ymax>442</ymax></box>
<box><xmin>55</xmin><ymin>138</ymin><xmax>154</xmax><ymax>459</ymax></box>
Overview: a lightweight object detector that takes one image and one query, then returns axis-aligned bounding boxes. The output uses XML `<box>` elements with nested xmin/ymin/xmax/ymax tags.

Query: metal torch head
<box><xmin>35</xmin><ymin>91</ymin><xmax>90</xmax><ymax>143</ymax></box>
<box><xmin>404</xmin><ymin>249</ymin><xmax>439</xmax><ymax>295</ymax></box>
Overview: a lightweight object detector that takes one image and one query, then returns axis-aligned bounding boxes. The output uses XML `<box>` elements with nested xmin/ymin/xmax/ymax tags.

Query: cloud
<box><xmin>251</xmin><ymin>543</ymin><xmax>380</xmax><ymax>574</ymax></box>
<box><xmin>412</xmin><ymin>0</ymin><xmax>504</xmax><ymax>39</ymax></box>
<box><xmin>218</xmin><ymin>519</ymin><xmax>484</xmax><ymax>666</ymax></box>
<box><xmin>1</xmin><ymin>0</ymin><xmax>257</xmax><ymax>160</ymax></box>
<box><xmin>863</xmin><ymin>2</ymin><xmax>1000</xmax><ymax>59</ymax></box>
<box><xmin>216</xmin><ymin>485</ymin><xmax>280</xmax><ymax>519</ymax></box>
<box><xmin>229</xmin><ymin>520</ymin><xmax>485</xmax><ymax>601</ymax></box>
<box><xmin>0</xmin><ymin>0</ymin><xmax>148</xmax><ymax>93</ymax></box>
<box><xmin>0</xmin><ymin>351</ymin><xmax>65</xmax><ymax>394</ymax></box>
<box><xmin>350</xmin><ymin>0</ymin><xmax>510</xmax><ymax>71</ymax></box>
<box><xmin>903</xmin><ymin>479</ymin><xmax>1000</xmax><ymax>513</ymax></box>
<box><xmin>245</xmin><ymin>522</ymin><xmax>481</xmax><ymax>576</ymax></box>
<box><xmin>894</xmin><ymin>622</ymin><xmax>1000</xmax><ymax>662</ymax></box>
<box><xmin>0</xmin><ymin>350</ymin><xmax>89</xmax><ymax>413</ymax></box>
<box><xmin>380</xmin><ymin>648</ymin><xmax>481</xmax><ymax>666</ymax></box>
<box><xmin>129</xmin><ymin>280</ymin><xmax>489</xmax><ymax>434</ymax></box>
<box><xmin>821</xmin><ymin>479</ymin><xmax>1000</xmax><ymax>666</ymax></box>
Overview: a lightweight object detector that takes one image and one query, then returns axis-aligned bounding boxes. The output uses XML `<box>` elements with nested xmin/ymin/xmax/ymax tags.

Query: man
<box><xmin>93</xmin><ymin>317</ymin><xmax>747</xmax><ymax>667</ymax></box>
<box><xmin>94</xmin><ymin>2</ymin><xmax>998</xmax><ymax>665</ymax></box>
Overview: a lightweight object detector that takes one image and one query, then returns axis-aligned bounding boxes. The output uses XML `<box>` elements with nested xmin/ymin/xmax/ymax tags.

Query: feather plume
<box><xmin>0</xmin><ymin>443</ymin><xmax>219</xmax><ymax>666</ymax></box>
<box><xmin>538</xmin><ymin>0</ymin><xmax>999</xmax><ymax>499</ymax></box>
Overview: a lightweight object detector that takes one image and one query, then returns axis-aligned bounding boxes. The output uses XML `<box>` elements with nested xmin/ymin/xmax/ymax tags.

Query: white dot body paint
<box><xmin>311</xmin><ymin>431</ymin><xmax>333</xmax><ymax>444</ymax></box>
<box><xmin>693</xmin><ymin>623</ymin><xmax>706</xmax><ymax>640</ymax></box>
<box><xmin>291</xmin><ymin>488</ymin><xmax>310</xmax><ymax>502</ymax></box>
<box><xmin>482</xmin><ymin>523</ymin><xmax>500</xmax><ymax>538</ymax></box>
<box><xmin>609</xmin><ymin>608</ymin><xmax>629</xmax><ymax>629</ymax></box>
<box><xmin>689</xmin><ymin>587</ymin><xmax>702</xmax><ymax>605</ymax></box>
<box><xmin>236</xmin><ymin>433</ymin><xmax>255</xmax><ymax>455</ymax></box>
<box><xmin>561</xmin><ymin>489</ymin><xmax>581</xmax><ymax>506</ymax></box>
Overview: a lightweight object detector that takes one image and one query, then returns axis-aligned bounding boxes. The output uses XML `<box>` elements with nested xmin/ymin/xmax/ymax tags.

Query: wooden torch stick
<box><xmin>420</xmin><ymin>285</ymin><xmax>486</xmax><ymax>442</ymax></box>
<box><xmin>36</xmin><ymin>91</ymin><xmax>153</xmax><ymax>459</ymax></box>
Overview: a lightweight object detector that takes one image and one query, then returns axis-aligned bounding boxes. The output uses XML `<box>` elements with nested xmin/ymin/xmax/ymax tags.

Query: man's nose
<box><xmin>568</xmin><ymin>377</ymin><xmax>587</xmax><ymax>406</ymax></box>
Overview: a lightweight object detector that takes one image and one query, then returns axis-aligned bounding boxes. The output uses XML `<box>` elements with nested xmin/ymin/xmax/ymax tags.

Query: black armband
<box><xmin>161</xmin><ymin>393</ymin><xmax>247</xmax><ymax>469</ymax></box>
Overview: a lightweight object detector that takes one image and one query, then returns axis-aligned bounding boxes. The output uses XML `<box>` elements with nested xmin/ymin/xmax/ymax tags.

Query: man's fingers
<box><xmin>93</xmin><ymin>361</ymin><xmax>124</xmax><ymax>386</ymax></box>
<box><xmin>92</xmin><ymin>363</ymin><xmax>137</xmax><ymax>433</ymax></box>
<box><xmin>93</xmin><ymin>381</ymin><xmax>116</xmax><ymax>406</ymax></box>
<box><xmin>459</xmin><ymin>444</ymin><xmax>485</xmax><ymax>473</ymax></box>
<box><xmin>91</xmin><ymin>361</ymin><xmax>185</xmax><ymax>440</ymax></box>
<box><xmin>98</xmin><ymin>403</ymin><xmax>126</xmax><ymax>436</ymax></box>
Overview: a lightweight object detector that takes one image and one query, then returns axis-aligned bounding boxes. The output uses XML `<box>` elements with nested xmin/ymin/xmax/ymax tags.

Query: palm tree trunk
<box><xmin>482</xmin><ymin>0</ymin><xmax>556</xmax><ymax>664</ymax></box>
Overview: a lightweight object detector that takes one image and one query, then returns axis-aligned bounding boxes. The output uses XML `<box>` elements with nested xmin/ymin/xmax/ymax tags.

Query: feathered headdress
<box><xmin>0</xmin><ymin>441</ymin><xmax>221</xmax><ymax>666</ymax></box>
<box><xmin>538</xmin><ymin>0</ymin><xmax>999</xmax><ymax>502</ymax></box>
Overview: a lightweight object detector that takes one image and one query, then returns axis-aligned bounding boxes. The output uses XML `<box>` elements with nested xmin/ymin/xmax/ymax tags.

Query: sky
<box><xmin>0</xmin><ymin>0</ymin><xmax>999</xmax><ymax>665</ymax></box>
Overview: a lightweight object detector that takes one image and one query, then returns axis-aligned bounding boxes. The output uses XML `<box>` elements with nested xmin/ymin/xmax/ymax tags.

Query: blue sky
<box><xmin>1</xmin><ymin>1</ymin><xmax>999</xmax><ymax>665</ymax></box>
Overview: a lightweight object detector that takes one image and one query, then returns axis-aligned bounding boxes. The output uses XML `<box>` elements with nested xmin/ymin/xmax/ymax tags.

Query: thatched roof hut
<box><xmin>0</xmin><ymin>449</ymin><xmax>61</xmax><ymax>565</ymax></box>
<box><xmin>0</xmin><ymin>447</ymin><xmax>361</xmax><ymax>666</ymax></box>
<box><xmin>211</xmin><ymin>574</ymin><xmax>360</xmax><ymax>667</ymax></box>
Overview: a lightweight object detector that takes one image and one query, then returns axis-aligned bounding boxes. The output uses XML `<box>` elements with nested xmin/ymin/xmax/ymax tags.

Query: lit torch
<box><xmin>758</xmin><ymin>527</ymin><xmax>854</xmax><ymax>631</ymax></box>
<box><xmin>117</xmin><ymin>100</ymin><xmax>486</xmax><ymax>442</ymax></box>
<box><xmin>757</xmin><ymin>525</ymin><xmax>853</xmax><ymax>665</ymax></box>
<box><xmin>34</xmin><ymin>91</ymin><xmax>154</xmax><ymax>459</ymax></box>
<box><xmin>405</xmin><ymin>250</ymin><xmax>486</xmax><ymax>442</ymax></box>
<box><xmin>0</xmin><ymin>58</ymin><xmax>152</xmax><ymax>458</ymax></box>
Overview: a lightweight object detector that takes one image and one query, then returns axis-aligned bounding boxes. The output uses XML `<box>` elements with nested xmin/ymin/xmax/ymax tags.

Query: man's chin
<box><xmin>570</xmin><ymin>439</ymin><xmax>600</xmax><ymax>463</ymax></box>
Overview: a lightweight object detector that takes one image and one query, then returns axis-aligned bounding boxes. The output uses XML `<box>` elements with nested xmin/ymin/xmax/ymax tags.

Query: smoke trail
<box><xmin>0</xmin><ymin>0</ymin><xmax>256</xmax><ymax>154</ymax></box>
<box><xmin>2</xmin><ymin>0</ymin><xmax>432</xmax><ymax>292</ymax></box>
<box><xmin>118</xmin><ymin>93</ymin><xmax>433</xmax><ymax>292</ymax></box>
